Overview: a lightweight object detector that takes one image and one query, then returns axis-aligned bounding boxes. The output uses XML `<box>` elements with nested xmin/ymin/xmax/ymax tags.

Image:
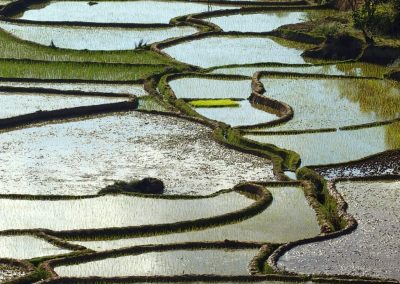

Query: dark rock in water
<box><xmin>88</xmin><ymin>1</ymin><xmax>98</xmax><ymax>6</ymax></box>
<box><xmin>302</xmin><ymin>33</ymin><xmax>363</xmax><ymax>60</ymax></box>
<box><xmin>99</xmin><ymin>177</ymin><xmax>165</xmax><ymax>195</ymax></box>
<box><xmin>133</xmin><ymin>177</ymin><xmax>165</xmax><ymax>194</ymax></box>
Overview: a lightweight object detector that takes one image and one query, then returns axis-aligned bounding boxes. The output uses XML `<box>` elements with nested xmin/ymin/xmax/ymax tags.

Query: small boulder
<box><xmin>99</xmin><ymin>177</ymin><xmax>165</xmax><ymax>195</ymax></box>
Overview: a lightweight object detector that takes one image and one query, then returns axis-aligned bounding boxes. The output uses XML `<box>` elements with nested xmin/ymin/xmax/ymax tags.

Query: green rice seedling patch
<box><xmin>0</xmin><ymin>59</ymin><xmax>165</xmax><ymax>81</ymax></box>
<box><xmin>189</xmin><ymin>99</ymin><xmax>240</xmax><ymax>108</ymax></box>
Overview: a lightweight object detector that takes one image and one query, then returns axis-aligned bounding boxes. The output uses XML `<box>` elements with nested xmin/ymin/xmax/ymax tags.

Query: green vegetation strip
<box><xmin>189</xmin><ymin>99</ymin><xmax>240</xmax><ymax>108</ymax></box>
<box><xmin>0</xmin><ymin>59</ymin><xmax>167</xmax><ymax>81</ymax></box>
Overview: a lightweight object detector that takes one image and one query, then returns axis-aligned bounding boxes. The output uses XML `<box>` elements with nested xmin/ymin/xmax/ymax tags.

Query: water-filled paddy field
<box><xmin>206</xmin><ymin>11</ymin><xmax>307</xmax><ymax>33</ymax></box>
<box><xmin>0</xmin><ymin>0</ymin><xmax>399</xmax><ymax>281</ymax></box>
<box><xmin>0</xmin><ymin>112</ymin><xmax>273</xmax><ymax>195</ymax></box>
<box><xmin>255</xmin><ymin>77</ymin><xmax>400</xmax><ymax>131</ymax></box>
<box><xmin>14</xmin><ymin>1</ymin><xmax>235</xmax><ymax>23</ymax></box>
<box><xmin>169</xmin><ymin>77</ymin><xmax>252</xmax><ymax>99</ymax></box>
<box><xmin>0</xmin><ymin>236</ymin><xmax>70</xmax><ymax>259</ymax></box>
<box><xmin>55</xmin><ymin>249</ymin><xmax>258</xmax><ymax>277</ymax></box>
<box><xmin>0</xmin><ymin>92</ymin><xmax>126</xmax><ymax>118</ymax></box>
<box><xmin>193</xmin><ymin>100</ymin><xmax>278</xmax><ymax>127</ymax></box>
<box><xmin>0</xmin><ymin>192</ymin><xmax>252</xmax><ymax>231</ymax></box>
<box><xmin>75</xmin><ymin>186</ymin><xmax>320</xmax><ymax>250</ymax></box>
<box><xmin>210</xmin><ymin>62</ymin><xmax>389</xmax><ymax>77</ymax></box>
<box><xmin>163</xmin><ymin>36</ymin><xmax>310</xmax><ymax>68</ymax></box>
<box><xmin>246</xmin><ymin>123</ymin><xmax>400</xmax><ymax>166</ymax></box>
<box><xmin>0</xmin><ymin>22</ymin><xmax>198</xmax><ymax>50</ymax></box>
<box><xmin>0</xmin><ymin>81</ymin><xmax>146</xmax><ymax>96</ymax></box>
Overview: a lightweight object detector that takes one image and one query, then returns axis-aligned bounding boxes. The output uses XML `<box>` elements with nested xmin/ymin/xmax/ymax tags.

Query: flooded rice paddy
<box><xmin>0</xmin><ymin>236</ymin><xmax>70</xmax><ymax>259</ymax></box>
<box><xmin>0</xmin><ymin>81</ymin><xmax>146</xmax><ymax>96</ymax></box>
<box><xmin>194</xmin><ymin>100</ymin><xmax>278</xmax><ymax>127</ymax></box>
<box><xmin>210</xmin><ymin>62</ymin><xmax>389</xmax><ymax>78</ymax></box>
<box><xmin>75</xmin><ymin>186</ymin><xmax>320</xmax><ymax>250</ymax></box>
<box><xmin>278</xmin><ymin>180</ymin><xmax>400</xmax><ymax>280</ymax></box>
<box><xmin>163</xmin><ymin>36</ymin><xmax>309</xmax><ymax>68</ymax></box>
<box><xmin>246</xmin><ymin>123</ymin><xmax>400</xmax><ymax>166</ymax></box>
<box><xmin>55</xmin><ymin>249</ymin><xmax>258</xmax><ymax>277</ymax></box>
<box><xmin>16</xmin><ymin>1</ymin><xmax>235</xmax><ymax>23</ymax></box>
<box><xmin>0</xmin><ymin>22</ymin><xmax>198</xmax><ymax>50</ymax></box>
<box><xmin>0</xmin><ymin>91</ymin><xmax>126</xmax><ymax>119</ymax></box>
<box><xmin>170</xmin><ymin>77</ymin><xmax>252</xmax><ymax>100</ymax></box>
<box><xmin>0</xmin><ymin>0</ymin><xmax>399</xmax><ymax>281</ymax></box>
<box><xmin>207</xmin><ymin>11</ymin><xmax>306</xmax><ymax>33</ymax></box>
<box><xmin>0</xmin><ymin>192</ymin><xmax>252</xmax><ymax>231</ymax></box>
<box><xmin>256</xmin><ymin>77</ymin><xmax>400</xmax><ymax>131</ymax></box>
<box><xmin>0</xmin><ymin>112</ymin><xmax>273</xmax><ymax>195</ymax></box>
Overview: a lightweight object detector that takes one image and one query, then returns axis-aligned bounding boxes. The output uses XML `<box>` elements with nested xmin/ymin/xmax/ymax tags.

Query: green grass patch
<box><xmin>0</xmin><ymin>59</ymin><xmax>166</xmax><ymax>81</ymax></box>
<box><xmin>0</xmin><ymin>28</ymin><xmax>186</xmax><ymax>67</ymax></box>
<box><xmin>189</xmin><ymin>99</ymin><xmax>240</xmax><ymax>108</ymax></box>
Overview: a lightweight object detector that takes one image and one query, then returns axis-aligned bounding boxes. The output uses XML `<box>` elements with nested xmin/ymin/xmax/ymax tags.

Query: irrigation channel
<box><xmin>0</xmin><ymin>0</ymin><xmax>399</xmax><ymax>283</ymax></box>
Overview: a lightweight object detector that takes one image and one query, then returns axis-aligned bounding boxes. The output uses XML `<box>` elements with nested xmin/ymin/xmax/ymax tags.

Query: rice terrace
<box><xmin>0</xmin><ymin>0</ymin><xmax>399</xmax><ymax>281</ymax></box>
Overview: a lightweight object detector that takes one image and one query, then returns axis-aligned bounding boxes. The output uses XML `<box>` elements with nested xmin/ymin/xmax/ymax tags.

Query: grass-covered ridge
<box><xmin>0</xmin><ymin>58</ymin><xmax>167</xmax><ymax>81</ymax></box>
<box><xmin>189</xmin><ymin>99</ymin><xmax>240</xmax><ymax>108</ymax></box>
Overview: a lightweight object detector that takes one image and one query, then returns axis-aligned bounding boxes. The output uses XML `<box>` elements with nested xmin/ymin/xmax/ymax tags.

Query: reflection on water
<box><xmin>208</xmin><ymin>11</ymin><xmax>307</xmax><ymax>33</ymax></box>
<box><xmin>55</xmin><ymin>249</ymin><xmax>257</xmax><ymax>277</ymax></box>
<box><xmin>246</xmin><ymin>123</ymin><xmax>400</xmax><ymax>166</ymax></box>
<box><xmin>16</xmin><ymin>1</ymin><xmax>235</xmax><ymax>23</ymax></box>
<box><xmin>75</xmin><ymin>186</ymin><xmax>320</xmax><ymax>250</ymax></box>
<box><xmin>195</xmin><ymin>100</ymin><xmax>278</xmax><ymax>127</ymax></box>
<box><xmin>0</xmin><ymin>192</ymin><xmax>251</xmax><ymax>231</ymax></box>
<box><xmin>254</xmin><ymin>78</ymin><xmax>400</xmax><ymax>131</ymax></box>
<box><xmin>164</xmin><ymin>36</ymin><xmax>308</xmax><ymax>68</ymax></box>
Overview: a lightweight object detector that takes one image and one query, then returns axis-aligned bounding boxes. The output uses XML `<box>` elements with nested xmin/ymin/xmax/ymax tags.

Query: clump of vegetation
<box><xmin>189</xmin><ymin>99</ymin><xmax>240</xmax><ymax>108</ymax></box>
<box><xmin>134</xmin><ymin>39</ymin><xmax>148</xmax><ymax>50</ymax></box>
<box><xmin>99</xmin><ymin>177</ymin><xmax>165</xmax><ymax>194</ymax></box>
<box><xmin>352</xmin><ymin>0</ymin><xmax>400</xmax><ymax>42</ymax></box>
